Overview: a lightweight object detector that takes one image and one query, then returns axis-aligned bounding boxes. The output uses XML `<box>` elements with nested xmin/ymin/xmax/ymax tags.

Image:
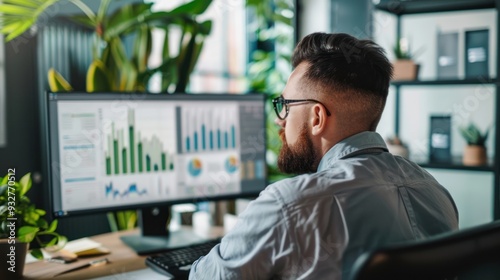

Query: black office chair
<box><xmin>348</xmin><ymin>220</ymin><xmax>500</xmax><ymax>280</ymax></box>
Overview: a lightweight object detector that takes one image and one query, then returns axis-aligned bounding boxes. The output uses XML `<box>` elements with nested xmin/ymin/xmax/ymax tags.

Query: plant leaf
<box><xmin>18</xmin><ymin>225</ymin><xmax>39</xmax><ymax>243</ymax></box>
<box><xmin>0</xmin><ymin>0</ymin><xmax>60</xmax><ymax>42</ymax></box>
<box><xmin>47</xmin><ymin>219</ymin><xmax>58</xmax><ymax>233</ymax></box>
<box><xmin>68</xmin><ymin>0</ymin><xmax>96</xmax><ymax>23</ymax></box>
<box><xmin>0</xmin><ymin>185</ymin><xmax>7</xmax><ymax>196</ymax></box>
<box><xmin>119</xmin><ymin>62</ymin><xmax>138</xmax><ymax>91</ymax></box>
<box><xmin>107</xmin><ymin>212</ymin><xmax>119</xmax><ymax>232</ymax></box>
<box><xmin>132</xmin><ymin>24</ymin><xmax>151</xmax><ymax>73</ymax></box>
<box><xmin>175</xmin><ymin>32</ymin><xmax>197</xmax><ymax>93</ymax></box>
<box><xmin>96</xmin><ymin>0</ymin><xmax>111</xmax><ymax>24</ymax></box>
<box><xmin>48</xmin><ymin>68</ymin><xmax>73</xmax><ymax>92</ymax></box>
<box><xmin>67</xmin><ymin>15</ymin><xmax>95</xmax><ymax>30</ymax></box>
<box><xmin>105</xmin><ymin>3</ymin><xmax>153</xmax><ymax>39</ymax></box>
<box><xmin>125</xmin><ymin>210</ymin><xmax>137</xmax><ymax>229</ymax></box>
<box><xmin>169</xmin><ymin>0</ymin><xmax>212</xmax><ymax>15</ymax></box>
<box><xmin>19</xmin><ymin>172</ymin><xmax>31</xmax><ymax>197</ymax></box>
<box><xmin>0</xmin><ymin>174</ymin><xmax>7</xmax><ymax>185</ymax></box>
<box><xmin>0</xmin><ymin>4</ymin><xmax>34</xmax><ymax>16</ymax></box>
<box><xmin>86</xmin><ymin>59</ymin><xmax>111</xmax><ymax>92</ymax></box>
<box><xmin>116</xmin><ymin>211</ymin><xmax>126</xmax><ymax>230</ymax></box>
<box><xmin>0</xmin><ymin>206</ymin><xmax>7</xmax><ymax>217</ymax></box>
<box><xmin>3</xmin><ymin>0</ymin><xmax>40</xmax><ymax>9</ymax></box>
<box><xmin>4</xmin><ymin>20</ymin><xmax>34</xmax><ymax>41</ymax></box>
<box><xmin>110</xmin><ymin>37</ymin><xmax>128</xmax><ymax>69</ymax></box>
<box><xmin>199</xmin><ymin>20</ymin><xmax>212</xmax><ymax>36</ymax></box>
<box><xmin>30</xmin><ymin>248</ymin><xmax>44</xmax><ymax>260</ymax></box>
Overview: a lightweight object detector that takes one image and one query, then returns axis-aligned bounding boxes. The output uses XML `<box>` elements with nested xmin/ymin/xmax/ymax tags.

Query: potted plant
<box><xmin>392</xmin><ymin>37</ymin><xmax>420</xmax><ymax>81</ymax></box>
<box><xmin>0</xmin><ymin>172</ymin><xmax>66</xmax><ymax>279</ymax></box>
<box><xmin>459</xmin><ymin>123</ymin><xmax>490</xmax><ymax>166</ymax></box>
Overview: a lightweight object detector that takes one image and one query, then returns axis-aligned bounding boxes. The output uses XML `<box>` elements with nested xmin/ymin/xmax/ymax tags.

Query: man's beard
<box><xmin>277</xmin><ymin>125</ymin><xmax>318</xmax><ymax>174</ymax></box>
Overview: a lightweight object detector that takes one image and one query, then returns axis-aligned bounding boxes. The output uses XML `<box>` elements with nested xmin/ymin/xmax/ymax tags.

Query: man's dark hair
<box><xmin>292</xmin><ymin>32</ymin><xmax>393</xmax><ymax>131</ymax></box>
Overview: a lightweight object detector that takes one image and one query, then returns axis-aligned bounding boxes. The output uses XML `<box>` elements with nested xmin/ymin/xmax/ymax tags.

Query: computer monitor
<box><xmin>44</xmin><ymin>92</ymin><xmax>267</xmax><ymax>254</ymax></box>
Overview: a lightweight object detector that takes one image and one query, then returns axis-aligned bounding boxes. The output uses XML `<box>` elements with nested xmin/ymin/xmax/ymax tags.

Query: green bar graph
<box><xmin>104</xmin><ymin>109</ymin><xmax>174</xmax><ymax>175</ymax></box>
<box><xmin>168</xmin><ymin>154</ymin><xmax>174</xmax><ymax>170</ymax></box>
<box><xmin>113</xmin><ymin>139</ymin><xmax>119</xmax><ymax>175</ymax></box>
<box><xmin>161</xmin><ymin>153</ymin><xmax>166</xmax><ymax>171</ymax></box>
<box><xmin>130</xmin><ymin>126</ymin><xmax>135</xmax><ymax>173</ymax></box>
<box><xmin>106</xmin><ymin>156</ymin><xmax>111</xmax><ymax>175</ymax></box>
<box><xmin>146</xmin><ymin>155</ymin><xmax>151</xmax><ymax>172</ymax></box>
<box><xmin>122</xmin><ymin>148</ymin><xmax>127</xmax><ymax>174</ymax></box>
<box><xmin>138</xmin><ymin>142</ymin><xmax>143</xmax><ymax>172</ymax></box>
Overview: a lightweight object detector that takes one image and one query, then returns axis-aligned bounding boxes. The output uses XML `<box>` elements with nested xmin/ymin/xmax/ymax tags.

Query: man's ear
<box><xmin>310</xmin><ymin>104</ymin><xmax>328</xmax><ymax>136</ymax></box>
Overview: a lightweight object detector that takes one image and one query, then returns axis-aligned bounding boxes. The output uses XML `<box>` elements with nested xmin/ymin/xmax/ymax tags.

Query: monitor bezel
<box><xmin>44</xmin><ymin>91</ymin><xmax>268</xmax><ymax>218</ymax></box>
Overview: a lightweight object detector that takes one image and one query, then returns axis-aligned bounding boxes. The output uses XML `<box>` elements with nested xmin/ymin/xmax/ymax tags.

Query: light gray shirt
<box><xmin>189</xmin><ymin>131</ymin><xmax>458</xmax><ymax>279</ymax></box>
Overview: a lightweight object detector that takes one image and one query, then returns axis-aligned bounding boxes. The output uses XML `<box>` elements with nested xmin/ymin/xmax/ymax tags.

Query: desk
<box><xmin>23</xmin><ymin>227</ymin><xmax>223</xmax><ymax>280</ymax></box>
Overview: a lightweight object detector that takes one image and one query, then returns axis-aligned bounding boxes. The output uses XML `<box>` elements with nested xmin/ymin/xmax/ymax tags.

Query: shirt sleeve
<box><xmin>189</xmin><ymin>186</ymin><xmax>295</xmax><ymax>279</ymax></box>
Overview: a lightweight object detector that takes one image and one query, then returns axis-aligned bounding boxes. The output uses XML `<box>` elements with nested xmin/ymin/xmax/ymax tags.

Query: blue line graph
<box><xmin>105</xmin><ymin>182</ymin><xmax>147</xmax><ymax>199</ymax></box>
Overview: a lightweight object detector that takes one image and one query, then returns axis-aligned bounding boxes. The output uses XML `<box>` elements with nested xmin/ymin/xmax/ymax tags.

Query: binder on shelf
<box><xmin>437</xmin><ymin>32</ymin><xmax>459</xmax><ymax>79</ymax></box>
<box><xmin>429</xmin><ymin>115</ymin><xmax>452</xmax><ymax>163</ymax></box>
<box><xmin>465</xmin><ymin>29</ymin><xmax>489</xmax><ymax>78</ymax></box>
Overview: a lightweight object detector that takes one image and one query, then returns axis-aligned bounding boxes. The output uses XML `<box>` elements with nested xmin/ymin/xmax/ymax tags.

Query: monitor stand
<box><xmin>120</xmin><ymin>207</ymin><xmax>209</xmax><ymax>255</ymax></box>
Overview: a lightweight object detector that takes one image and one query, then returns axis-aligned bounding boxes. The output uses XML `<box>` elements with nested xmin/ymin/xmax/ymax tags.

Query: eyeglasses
<box><xmin>272</xmin><ymin>95</ymin><xmax>332</xmax><ymax>120</ymax></box>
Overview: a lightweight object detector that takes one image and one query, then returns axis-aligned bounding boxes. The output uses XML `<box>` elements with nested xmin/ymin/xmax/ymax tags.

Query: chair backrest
<box><xmin>348</xmin><ymin>220</ymin><xmax>500</xmax><ymax>280</ymax></box>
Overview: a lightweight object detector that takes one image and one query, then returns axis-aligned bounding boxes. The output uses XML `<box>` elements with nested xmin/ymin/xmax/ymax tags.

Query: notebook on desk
<box><xmin>61</xmin><ymin>237</ymin><xmax>110</xmax><ymax>257</ymax></box>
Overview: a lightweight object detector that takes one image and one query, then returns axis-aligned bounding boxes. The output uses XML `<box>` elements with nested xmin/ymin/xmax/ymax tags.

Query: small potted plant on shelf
<box><xmin>459</xmin><ymin>123</ymin><xmax>490</xmax><ymax>166</ymax></box>
<box><xmin>392</xmin><ymin>37</ymin><xmax>420</xmax><ymax>81</ymax></box>
<box><xmin>0</xmin><ymin>172</ymin><xmax>66</xmax><ymax>279</ymax></box>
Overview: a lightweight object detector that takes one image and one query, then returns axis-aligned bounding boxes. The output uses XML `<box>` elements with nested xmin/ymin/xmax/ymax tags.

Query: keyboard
<box><xmin>145</xmin><ymin>238</ymin><xmax>221</xmax><ymax>279</ymax></box>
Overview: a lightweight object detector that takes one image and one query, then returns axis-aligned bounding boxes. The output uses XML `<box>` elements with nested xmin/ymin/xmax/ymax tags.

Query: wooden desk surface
<box><xmin>23</xmin><ymin>227</ymin><xmax>223</xmax><ymax>280</ymax></box>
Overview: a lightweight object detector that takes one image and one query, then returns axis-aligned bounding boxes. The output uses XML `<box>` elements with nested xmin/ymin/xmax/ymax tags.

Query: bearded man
<box><xmin>189</xmin><ymin>32</ymin><xmax>458</xmax><ymax>280</ymax></box>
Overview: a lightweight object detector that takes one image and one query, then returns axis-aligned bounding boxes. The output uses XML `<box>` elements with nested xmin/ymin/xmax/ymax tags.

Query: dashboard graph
<box><xmin>177</xmin><ymin>104</ymin><xmax>241</xmax><ymax>196</ymax></box>
<box><xmin>103</xmin><ymin>108</ymin><xmax>175</xmax><ymax>175</ymax></box>
<box><xmin>47</xmin><ymin>94</ymin><xmax>267</xmax><ymax>215</ymax></box>
<box><xmin>180</xmin><ymin>105</ymin><xmax>238</xmax><ymax>153</ymax></box>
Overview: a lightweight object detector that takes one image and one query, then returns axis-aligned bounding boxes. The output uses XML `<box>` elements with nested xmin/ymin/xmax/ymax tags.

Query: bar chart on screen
<box><xmin>103</xmin><ymin>108</ymin><xmax>176</xmax><ymax>175</ymax></box>
<box><xmin>180</xmin><ymin>105</ymin><xmax>238</xmax><ymax>153</ymax></box>
<box><xmin>55</xmin><ymin>100</ymin><xmax>179</xmax><ymax>210</ymax></box>
<box><xmin>176</xmin><ymin>103</ymin><xmax>242</xmax><ymax>196</ymax></box>
<box><xmin>99</xmin><ymin>102</ymin><xmax>178</xmax><ymax>203</ymax></box>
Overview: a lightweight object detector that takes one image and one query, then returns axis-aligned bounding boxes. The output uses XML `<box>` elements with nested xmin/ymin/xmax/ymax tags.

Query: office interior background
<box><xmin>0</xmin><ymin>0</ymin><xmax>496</xmax><ymax>239</ymax></box>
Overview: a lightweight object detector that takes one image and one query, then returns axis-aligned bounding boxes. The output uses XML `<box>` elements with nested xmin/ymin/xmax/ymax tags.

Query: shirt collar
<box><xmin>317</xmin><ymin>131</ymin><xmax>388</xmax><ymax>172</ymax></box>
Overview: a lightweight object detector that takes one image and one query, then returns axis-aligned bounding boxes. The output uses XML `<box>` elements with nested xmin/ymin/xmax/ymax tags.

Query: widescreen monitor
<box><xmin>44</xmin><ymin>92</ymin><xmax>267</xmax><ymax>253</ymax></box>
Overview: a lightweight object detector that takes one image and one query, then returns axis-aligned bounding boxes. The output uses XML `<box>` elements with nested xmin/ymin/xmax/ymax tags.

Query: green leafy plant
<box><xmin>0</xmin><ymin>0</ymin><xmax>213</xmax><ymax>93</ymax></box>
<box><xmin>246</xmin><ymin>0</ymin><xmax>295</xmax><ymax>181</ymax></box>
<box><xmin>393</xmin><ymin>37</ymin><xmax>413</xmax><ymax>59</ymax></box>
<box><xmin>106</xmin><ymin>210</ymin><xmax>137</xmax><ymax>232</ymax></box>
<box><xmin>0</xmin><ymin>172</ymin><xmax>67</xmax><ymax>259</ymax></box>
<box><xmin>459</xmin><ymin>123</ymin><xmax>490</xmax><ymax>146</ymax></box>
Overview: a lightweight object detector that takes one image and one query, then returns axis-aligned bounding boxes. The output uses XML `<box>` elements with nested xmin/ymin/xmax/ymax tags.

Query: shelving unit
<box><xmin>375</xmin><ymin>0</ymin><xmax>500</xmax><ymax>220</ymax></box>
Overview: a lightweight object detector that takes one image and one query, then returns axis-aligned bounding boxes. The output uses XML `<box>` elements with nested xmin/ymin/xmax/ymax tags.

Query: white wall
<box><xmin>374</xmin><ymin>9</ymin><xmax>497</xmax><ymax>229</ymax></box>
<box><xmin>299</xmin><ymin>0</ymin><xmax>331</xmax><ymax>39</ymax></box>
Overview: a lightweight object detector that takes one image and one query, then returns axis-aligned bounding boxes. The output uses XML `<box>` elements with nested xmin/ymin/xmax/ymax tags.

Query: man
<box><xmin>189</xmin><ymin>32</ymin><xmax>458</xmax><ymax>279</ymax></box>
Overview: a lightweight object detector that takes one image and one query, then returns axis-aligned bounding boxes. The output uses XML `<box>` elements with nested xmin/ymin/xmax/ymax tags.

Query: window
<box><xmin>147</xmin><ymin>0</ymin><xmax>248</xmax><ymax>93</ymax></box>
